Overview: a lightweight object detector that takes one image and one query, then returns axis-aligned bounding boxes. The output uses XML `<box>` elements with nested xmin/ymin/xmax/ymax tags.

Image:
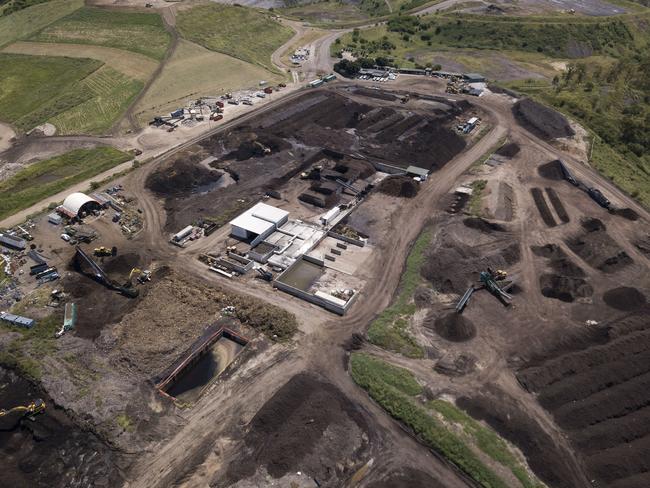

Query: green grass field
<box><xmin>30</xmin><ymin>6</ymin><xmax>170</xmax><ymax>60</ymax></box>
<box><xmin>0</xmin><ymin>147</ymin><xmax>131</xmax><ymax>220</ymax></box>
<box><xmin>0</xmin><ymin>0</ymin><xmax>82</xmax><ymax>48</ymax></box>
<box><xmin>176</xmin><ymin>4</ymin><xmax>293</xmax><ymax>73</ymax></box>
<box><xmin>0</xmin><ymin>52</ymin><xmax>101</xmax><ymax>126</ymax></box>
<box><xmin>367</xmin><ymin>228</ymin><xmax>431</xmax><ymax>358</ymax></box>
<box><xmin>349</xmin><ymin>353</ymin><xmax>510</xmax><ymax>488</ymax></box>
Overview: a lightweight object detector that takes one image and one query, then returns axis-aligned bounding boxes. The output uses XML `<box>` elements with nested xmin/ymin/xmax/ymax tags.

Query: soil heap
<box><xmin>428</xmin><ymin>312</ymin><xmax>477</xmax><ymax>342</ymax></box>
<box><xmin>603</xmin><ymin>286</ymin><xmax>646</xmax><ymax>311</ymax></box>
<box><xmin>377</xmin><ymin>175</ymin><xmax>419</xmax><ymax>198</ymax></box>
<box><xmin>513</xmin><ymin>99</ymin><xmax>575</xmax><ymax>140</ymax></box>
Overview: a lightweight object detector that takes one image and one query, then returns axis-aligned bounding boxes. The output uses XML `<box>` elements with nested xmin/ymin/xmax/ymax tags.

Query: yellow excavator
<box><xmin>128</xmin><ymin>267</ymin><xmax>151</xmax><ymax>285</ymax></box>
<box><xmin>0</xmin><ymin>398</ymin><xmax>45</xmax><ymax>418</ymax></box>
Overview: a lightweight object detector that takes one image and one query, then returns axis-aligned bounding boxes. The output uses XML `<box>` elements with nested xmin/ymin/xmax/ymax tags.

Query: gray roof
<box><xmin>406</xmin><ymin>165</ymin><xmax>429</xmax><ymax>177</ymax></box>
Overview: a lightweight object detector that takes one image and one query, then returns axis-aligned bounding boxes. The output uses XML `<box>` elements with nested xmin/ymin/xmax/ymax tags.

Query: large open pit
<box><xmin>0</xmin><ymin>367</ymin><xmax>121</xmax><ymax>488</ymax></box>
<box><xmin>156</xmin><ymin>325</ymin><xmax>248</xmax><ymax>403</ymax></box>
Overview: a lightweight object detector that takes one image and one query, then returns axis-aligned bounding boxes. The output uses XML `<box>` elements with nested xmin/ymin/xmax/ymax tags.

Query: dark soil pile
<box><xmin>222</xmin><ymin>373</ymin><xmax>370</xmax><ymax>486</ymax></box>
<box><xmin>434</xmin><ymin>353</ymin><xmax>477</xmax><ymax>377</ymax></box>
<box><xmin>366</xmin><ymin>468</ymin><xmax>446</xmax><ymax>488</ymax></box>
<box><xmin>377</xmin><ymin>175</ymin><xmax>419</xmax><ymax>198</ymax></box>
<box><xmin>501</xmin><ymin>242</ymin><xmax>521</xmax><ymax>265</ymax></box>
<box><xmin>223</xmin><ymin>134</ymin><xmax>291</xmax><ymax>161</ymax></box>
<box><xmin>0</xmin><ymin>368</ymin><xmax>122</xmax><ymax>488</ymax></box>
<box><xmin>532</xmin><ymin>244</ymin><xmax>586</xmax><ymax>277</ymax></box>
<box><xmin>603</xmin><ymin>287</ymin><xmax>647</xmax><ymax>311</ymax></box>
<box><xmin>146</xmin><ymin>155</ymin><xmax>222</xmax><ymax>196</ymax></box>
<box><xmin>565</xmin><ymin>218</ymin><xmax>633</xmax><ymax>273</ymax></box>
<box><xmin>531</xmin><ymin>188</ymin><xmax>557</xmax><ymax>227</ymax></box>
<box><xmin>513</xmin><ymin>99</ymin><xmax>575</xmax><ymax>140</ymax></box>
<box><xmin>516</xmin><ymin>311</ymin><xmax>650</xmax><ymax>488</ymax></box>
<box><xmin>539</xmin><ymin>273</ymin><xmax>593</xmax><ymax>302</ymax></box>
<box><xmin>463</xmin><ymin>217</ymin><xmax>506</xmax><ymax>233</ymax></box>
<box><xmin>613</xmin><ymin>207</ymin><xmax>640</xmax><ymax>221</ymax></box>
<box><xmin>545</xmin><ymin>188</ymin><xmax>570</xmax><ymax>223</ymax></box>
<box><xmin>495</xmin><ymin>142</ymin><xmax>520</xmax><ymax>158</ymax></box>
<box><xmin>427</xmin><ymin>311</ymin><xmax>476</xmax><ymax>342</ymax></box>
<box><xmin>538</xmin><ymin>160</ymin><xmax>564</xmax><ymax>180</ymax></box>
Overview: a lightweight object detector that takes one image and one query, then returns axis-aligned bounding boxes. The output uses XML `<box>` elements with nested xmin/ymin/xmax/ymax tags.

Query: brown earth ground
<box><xmin>1</xmin><ymin>77</ymin><xmax>648</xmax><ymax>488</ymax></box>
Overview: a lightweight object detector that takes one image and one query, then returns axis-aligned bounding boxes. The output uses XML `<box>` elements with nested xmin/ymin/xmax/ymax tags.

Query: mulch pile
<box><xmin>377</xmin><ymin>175</ymin><xmax>419</xmax><ymax>198</ymax></box>
<box><xmin>513</xmin><ymin>99</ymin><xmax>575</xmax><ymax>140</ymax></box>
<box><xmin>495</xmin><ymin>142</ymin><xmax>521</xmax><ymax>158</ymax></box>
<box><xmin>602</xmin><ymin>287</ymin><xmax>646</xmax><ymax>311</ymax></box>
<box><xmin>146</xmin><ymin>156</ymin><xmax>222</xmax><ymax>196</ymax></box>
<box><xmin>427</xmin><ymin>311</ymin><xmax>476</xmax><ymax>342</ymax></box>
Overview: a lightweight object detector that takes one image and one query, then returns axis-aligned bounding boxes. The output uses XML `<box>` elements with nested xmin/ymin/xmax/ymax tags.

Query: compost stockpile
<box><xmin>513</xmin><ymin>99</ymin><xmax>575</xmax><ymax>140</ymax></box>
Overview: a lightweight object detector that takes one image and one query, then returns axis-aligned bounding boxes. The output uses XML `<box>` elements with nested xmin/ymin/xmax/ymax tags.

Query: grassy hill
<box><xmin>30</xmin><ymin>6</ymin><xmax>171</xmax><ymax>60</ymax></box>
<box><xmin>176</xmin><ymin>4</ymin><xmax>293</xmax><ymax>73</ymax></box>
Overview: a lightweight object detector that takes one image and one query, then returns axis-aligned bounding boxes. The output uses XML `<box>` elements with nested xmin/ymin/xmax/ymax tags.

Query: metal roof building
<box><xmin>230</xmin><ymin>203</ymin><xmax>289</xmax><ymax>246</ymax></box>
<box><xmin>0</xmin><ymin>232</ymin><xmax>26</xmax><ymax>251</ymax></box>
<box><xmin>58</xmin><ymin>192</ymin><xmax>101</xmax><ymax>218</ymax></box>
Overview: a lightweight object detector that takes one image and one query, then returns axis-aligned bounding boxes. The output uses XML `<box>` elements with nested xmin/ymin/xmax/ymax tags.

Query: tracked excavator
<box><xmin>0</xmin><ymin>398</ymin><xmax>45</xmax><ymax>418</ymax></box>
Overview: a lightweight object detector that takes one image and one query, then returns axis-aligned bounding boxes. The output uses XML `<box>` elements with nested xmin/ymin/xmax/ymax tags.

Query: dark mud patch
<box><xmin>146</xmin><ymin>155</ymin><xmax>222</xmax><ymax>196</ymax></box>
<box><xmin>427</xmin><ymin>311</ymin><xmax>476</xmax><ymax>342</ymax></box>
<box><xmin>540</xmin><ymin>273</ymin><xmax>593</xmax><ymax>302</ymax></box>
<box><xmin>0</xmin><ymin>367</ymin><xmax>121</xmax><ymax>488</ymax></box>
<box><xmin>538</xmin><ymin>159</ymin><xmax>564</xmax><ymax>180</ymax></box>
<box><xmin>377</xmin><ymin>175</ymin><xmax>419</xmax><ymax>198</ymax></box>
<box><xmin>603</xmin><ymin>287</ymin><xmax>646</xmax><ymax>311</ymax></box>
<box><xmin>531</xmin><ymin>188</ymin><xmax>557</xmax><ymax>227</ymax></box>
<box><xmin>495</xmin><ymin>142</ymin><xmax>520</xmax><ymax>158</ymax></box>
<box><xmin>612</xmin><ymin>207</ymin><xmax>640</xmax><ymax>221</ymax></box>
<box><xmin>513</xmin><ymin>99</ymin><xmax>575</xmax><ymax>140</ymax></box>
<box><xmin>463</xmin><ymin>217</ymin><xmax>506</xmax><ymax>233</ymax></box>
<box><xmin>221</xmin><ymin>373</ymin><xmax>370</xmax><ymax>485</ymax></box>
<box><xmin>366</xmin><ymin>467</ymin><xmax>446</xmax><ymax>488</ymax></box>
<box><xmin>565</xmin><ymin>218</ymin><xmax>633</xmax><ymax>273</ymax></box>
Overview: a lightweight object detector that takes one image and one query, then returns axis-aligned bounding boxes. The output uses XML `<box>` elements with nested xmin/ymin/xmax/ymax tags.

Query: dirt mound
<box><xmin>146</xmin><ymin>156</ymin><xmax>222</xmax><ymax>196</ymax></box>
<box><xmin>501</xmin><ymin>242</ymin><xmax>521</xmax><ymax>265</ymax></box>
<box><xmin>414</xmin><ymin>286</ymin><xmax>435</xmax><ymax>308</ymax></box>
<box><xmin>532</xmin><ymin>244</ymin><xmax>586</xmax><ymax>277</ymax></box>
<box><xmin>495</xmin><ymin>142</ymin><xmax>520</xmax><ymax>158</ymax></box>
<box><xmin>434</xmin><ymin>353</ymin><xmax>477</xmax><ymax>377</ymax></box>
<box><xmin>516</xmin><ymin>312</ymin><xmax>650</xmax><ymax>487</ymax></box>
<box><xmin>513</xmin><ymin>99</ymin><xmax>575</xmax><ymax>140</ymax></box>
<box><xmin>538</xmin><ymin>160</ymin><xmax>565</xmax><ymax>180</ymax></box>
<box><xmin>427</xmin><ymin>311</ymin><xmax>476</xmax><ymax>342</ymax></box>
<box><xmin>539</xmin><ymin>273</ymin><xmax>593</xmax><ymax>302</ymax></box>
<box><xmin>463</xmin><ymin>217</ymin><xmax>506</xmax><ymax>233</ymax></box>
<box><xmin>222</xmin><ymin>373</ymin><xmax>370</xmax><ymax>485</ymax></box>
<box><xmin>603</xmin><ymin>287</ymin><xmax>647</xmax><ymax>311</ymax></box>
<box><xmin>377</xmin><ymin>175</ymin><xmax>419</xmax><ymax>198</ymax></box>
<box><xmin>565</xmin><ymin>218</ymin><xmax>633</xmax><ymax>273</ymax></box>
<box><xmin>366</xmin><ymin>468</ymin><xmax>446</xmax><ymax>488</ymax></box>
<box><xmin>224</xmin><ymin>133</ymin><xmax>291</xmax><ymax>161</ymax></box>
<box><xmin>531</xmin><ymin>188</ymin><xmax>557</xmax><ymax>227</ymax></box>
<box><xmin>613</xmin><ymin>207</ymin><xmax>640</xmax><ymax>221</ymax></box>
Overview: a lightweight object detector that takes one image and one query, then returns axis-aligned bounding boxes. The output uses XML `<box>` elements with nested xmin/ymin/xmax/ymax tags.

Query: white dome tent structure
<box><xmin>58</xmin><ymin>192</ymin><xmax>101</xmax><ymax>219</ymax></box>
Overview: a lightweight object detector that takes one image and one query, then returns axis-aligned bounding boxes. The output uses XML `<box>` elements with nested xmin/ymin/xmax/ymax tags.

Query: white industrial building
<box><xmin>230</xmin><ymin>203</ymin><xmax>289</xmax><ymax>246</ymax></box>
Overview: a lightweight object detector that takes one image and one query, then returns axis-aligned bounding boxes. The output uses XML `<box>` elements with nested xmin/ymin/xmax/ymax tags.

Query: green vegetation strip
<box><xmin>367</xmin><ymin>229</ymin><xmax>431</xmax><ymax>358</ymax></box>
<box><xmin>177</xmin><ymin>4</ymin><xmax>293</xmax><ymax>73</ymax></box>
<box><xmin>467</xmin><ymin>180</ymin><xmax>487</xmax><ymax>216</ymax></box>
<box><xmin>428</xmin><ymin>400</ymin><xmax>543</xmax><ymax>488</ymax></box>
<box><xmin>0</xmin><ymin>147</ymin><xmax>131</xmax><ymax>220</ymax></box>
<box><xmin>350</xmin><ymin>353</ymin><xmax>508</xmax><ymax>488</ymax></box>
<box><xmin>30</xmin><ymin>6</ymin><xmax>170</xmax><ymax>60</ymax></box>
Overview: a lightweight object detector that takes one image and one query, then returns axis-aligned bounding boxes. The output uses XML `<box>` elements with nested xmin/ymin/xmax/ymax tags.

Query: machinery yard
<box><xmin>1</xmin><ymin>73</ymin><xmax>649</xmax><ymax>488</ymax></box>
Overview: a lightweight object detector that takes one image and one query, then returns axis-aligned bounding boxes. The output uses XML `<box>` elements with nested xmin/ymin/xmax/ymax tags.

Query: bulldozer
<box><xmin>0</xmin><ymin>398</ymin><xmax>45</xmax><ymax>418</ymax></box>
<box><xmin>94</xmin><ymin>246</ymin><xmax>113</xmax><ymax>257</ymax></box>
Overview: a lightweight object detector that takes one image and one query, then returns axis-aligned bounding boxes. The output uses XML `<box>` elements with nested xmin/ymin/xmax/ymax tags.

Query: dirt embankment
<box><xmin>517</xmin><ymin>311</ymin><xmax>650</xmax><ymax>488</ymax></box>
<box><xmin>0</xmin><ymin>367</ymin><xmax>122</xmax><ymax>488</ymax></box>
<box><xmin>218</xmin><ymin>373</ymin><xmax>370</xmax><ymax>487</ymax></box>
<box><xmin>513</xmin><ymin>99</ymin><xmax>575</xmax><ymax>140</ymax></box>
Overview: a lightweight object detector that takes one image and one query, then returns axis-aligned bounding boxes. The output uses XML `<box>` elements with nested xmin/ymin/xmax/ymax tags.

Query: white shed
<box><xmin>230</xmin><ymin>203</ymin><xmax>289</xmax><ymax>246</ymax></box>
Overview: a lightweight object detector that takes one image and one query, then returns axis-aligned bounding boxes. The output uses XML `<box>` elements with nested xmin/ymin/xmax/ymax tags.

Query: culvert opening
<box><xmin>155</xmin><ymin>325</ymin><xmax>248</xmax><ymax>403</ymax></box>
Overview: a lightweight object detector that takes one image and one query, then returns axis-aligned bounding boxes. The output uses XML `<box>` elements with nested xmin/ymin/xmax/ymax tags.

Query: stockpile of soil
<box><xmin>495</xmin><ymin>142</ymin><xmax>520</xmax><ymax>158</ymax></box>
<box><xmin>0</xmin><ymin>368</ymin><xmax>122</xmax><ymax>488</ymax></box>
<box><xmin>463</xmin><ymin>217</ymin><xmax>506</xmax><ymax>233</ymax></box>
<box><xmin>516</xmin><ymin>311</ymin><xmax>650</xmax><ymax>488</ymax></box>
<box><xmin>531</xmin><ymin>188</ymin><xmax>557</xmax><ymax>227</ymax></box>
<box><xmin>221</xmin><ymin>373</ymin><xmax>370</xmax><ymax>486</ymax></box>
<box><xmin>565</xmin><ymin>218</ymin><xmax>633</xmax><ymax>273</ymax></box>
<box><xmin>366</xmin><ymin>468</ymin><xmax>446</xmax><ymax>488</ymax></box>
<box><xmin>538</xmin><ymin>160</ymin><xmax>564</xmax><ymax>180</ymax></box>
<box><xmin>539</xmin><ymin>273</ymin><xmax>593</xmax><ymax>302</ymax></box>
<box><xmin>501</xmin><ymin>242</ymin><xmax>521</xmax><ymax>265</ymax></box>
<box><xmin>414</xmin><ymin>285</ymin><xmax>435</xmax><ymax>308</ymax></box>
<box><xmin>223</xmin><ymin>134</ymin><xmax>291</xmax><ymax>161</ymax></box>
<box><xmin>613</xmin><ymin>207</ymin><xmax>640</xmax><ymax>221</ymax></box>
<box><xmin>603</xmin><ymin>287</ymin><xmax>646</xmax><ymax>311</ymax></box>
<box><xmin>545</xmin><ymin>188</ymin><xmax>570</xmax><ymax>223</ymax></box>
<box><xmin>426</xmin><ymin>311</ymin><xmax>476</xmax><ymax>342</ymax></box>
<box><xmin>513</xmin><ymin>99</ymin><xmax>575</xmax><ymax>140</ymax></box>
<box><xmin>434</xmin><ymin>353</ymin><xmax>477</xmax><ymax>376</ymax></box>
<box><xmin>146</xmin><ymin>155</ymin><xmax>222</xmax><ymax>196</ymax></box>
<box><xmin>377</xmin><ymin>175</ymin><xmax>419</xmax><ymax>198</ymax></box>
